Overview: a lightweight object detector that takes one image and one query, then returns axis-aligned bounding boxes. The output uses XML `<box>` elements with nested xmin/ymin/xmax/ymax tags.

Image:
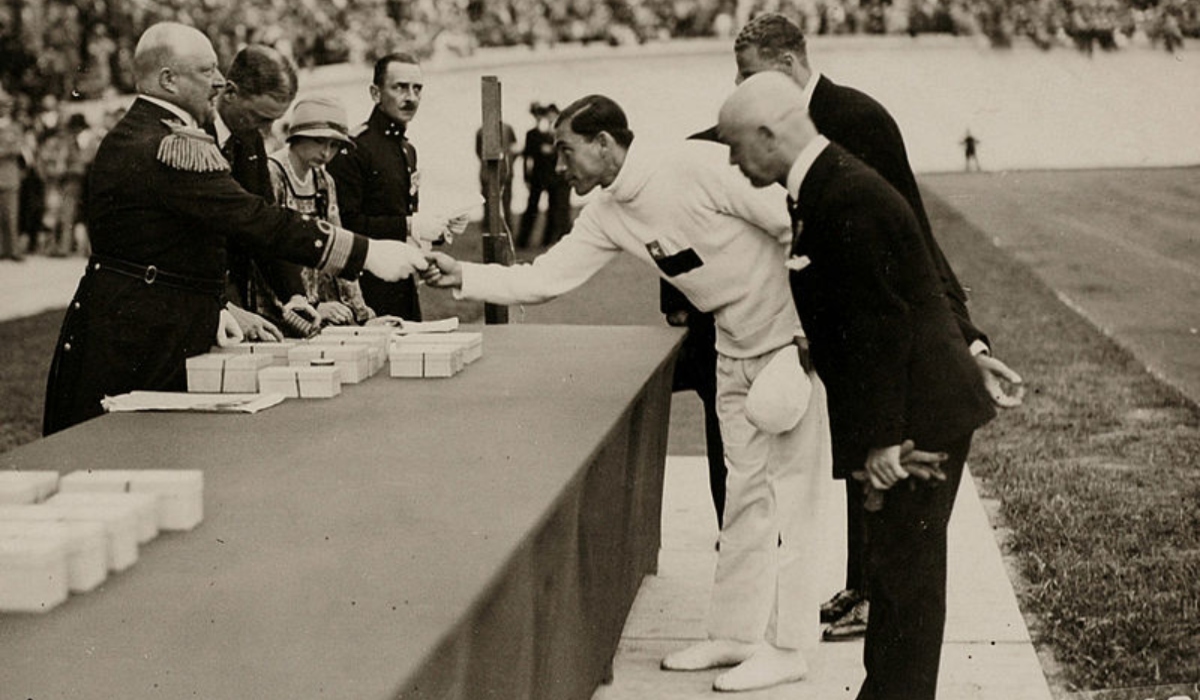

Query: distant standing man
<box><xmin>719</xmin><ymin>71</ymin><xmax>997</xmax><ymax>700</ymax></box>
<box><xmin>961</xmin><ymin>130</ymin><xmax>981</xmax><ymax>172</ymax></box>
<box><xmin>517</xmin><ymin>102</ymin><xmax>571</xmax><ymax>248</ymax></box>
<box><xmin>43</xmin><ymin>22</ymin><xmax>427</xmax><ymax>435</ymax></box>
<box><xmin>726</xmin><ymin>13</ymin><xmax>1021</xmax><ymax>639</ymax></box>
<box><xmin>328</xmin><ymin>52</ymin><xmax>426</xmax><ymax>320</ymax></box>
<box><xmin>0</xmin><ymin>87</ymin><xmax>24</xmax><ymax>261</ymax></box>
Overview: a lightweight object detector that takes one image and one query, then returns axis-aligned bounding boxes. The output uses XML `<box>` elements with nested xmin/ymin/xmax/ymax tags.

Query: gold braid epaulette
<box><xmin>156</xmin><ymin>119</ymin><xmax>229</xmax><ymax>173</ymax></box>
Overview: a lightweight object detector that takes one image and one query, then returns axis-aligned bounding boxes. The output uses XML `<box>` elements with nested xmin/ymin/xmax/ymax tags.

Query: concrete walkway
<box><xmin>0</xmin><ymin>256</ymin><xmax>85</xmax><ymax>322</ymax></box>
<box><xmin>593</xmin><ymin>455</ymin><xmax>1053</xmax><ymax>700</ymax></box>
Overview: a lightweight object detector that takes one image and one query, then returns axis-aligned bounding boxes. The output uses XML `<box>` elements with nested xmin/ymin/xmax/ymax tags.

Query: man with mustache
<box><xmin>329</xmin><ymin>52</ymin><xmax>457</xmax><ymax>321</ymax></box>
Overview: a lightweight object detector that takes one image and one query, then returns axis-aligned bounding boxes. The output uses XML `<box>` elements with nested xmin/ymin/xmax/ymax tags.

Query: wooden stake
<box><xmin>480</xmin><ymin>76</ymin><xmax>511</xmax><ymax>324</ymax></box>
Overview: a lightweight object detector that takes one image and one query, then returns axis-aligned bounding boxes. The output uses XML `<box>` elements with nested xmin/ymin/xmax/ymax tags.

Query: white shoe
<box><xmin>712</xmin><ymin>646</ymin><xmax>808</xmax><ymax>692</ymax></box>
<box><xmin>660</xmin><ymin>639</ymin><xmax>761</xmax><ymax>671</ymax></box>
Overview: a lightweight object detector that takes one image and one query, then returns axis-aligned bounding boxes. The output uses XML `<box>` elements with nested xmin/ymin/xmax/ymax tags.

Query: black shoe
<box><xmin>819</xmin><ymin>588</ymin><xmax>864</xmax><ymax>624</ymax></box>
<box><xmin>822</xmin><ymin>600</ymin><xmax>868</xmax><ymax>642</ymax></box>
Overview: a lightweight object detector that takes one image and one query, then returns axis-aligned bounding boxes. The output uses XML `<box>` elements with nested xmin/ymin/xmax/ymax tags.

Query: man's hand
<box><xmin>421</xmin><ymin>251</ymin><xmax>463</xmax><ymax>289</ymax></box>
<box><xmin>317</xmin><ymin>300</ymin><xmax>355</xmax><ymax>326</ymax></box>
<box><xmin>363</xmin><ymin>240</ymin><xmax>429</xmax><ymax>281</ymax></box>
<box><xmin>283</xmin><ymin>295</ymin><xmax>320</xmax><ymax>326</ymax></box>
<box><xmin>411</xmin><ymin>212</ymin><xmax>470</xmax><ymax>247</ymax></box>
<box><xmin>976</xmin><ymin>354</ymin><xmax>1025</xmax><ymax>408</ymax></box>
<box><xmin>854</xmin><ymin>440</ymin><xmax>950</xmax><ymax>511</ymax></box>
<box><xmin>224</xmin><ymin>303</ymin><xmax>283</xmax><ymax>342</ymax></box>
<box><xmin>864</xmin><ymin>444</ymin><xmax>908</xmax><ymax>491</ymax></box>
<box><xmin>666</xmin><ymin>310</ymin><xmax>690</xmax><ymax>327</ymax></box>
<box><xmin>216</xmin><ymin>308</ymin><xmax>245</xmax><ymax>347</ymax></box>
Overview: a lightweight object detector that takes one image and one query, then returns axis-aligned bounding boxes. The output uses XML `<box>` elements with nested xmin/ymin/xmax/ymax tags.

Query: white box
<box><xmin>0</xmin><ymin>504</ymin><xmax>138</xmax><ymax>573</ymax></box>
<box><xmin>388</xmin><ymin>347</ymin><xmax>425</xmax><ymax>378</ymax></box>
<box><xmin>387</xmin><ymin>345</ymin><xmax>464</xmax><ymax>378</ymax></box>
<box><xmin>212</xmin><ymin>341</ymin><xmax>297</xmax><ymax>367</ymax></box>
<box><xmin>0</xmin><ymin>537</ymin><xmax>69</xmax><ymax>613</ymax></box>
<box><xmin>288</xmin><ymin>344</ymin><xmax>369</xmax><ymax>384</ymax></box>
<box><xmin>0</xmin><ymin>471</ymin><xmax>59</xmax><ymax>502</ymax></box>
<box><xmin>0</xmin><ymin>520</ymin><xmax>107</xmax><ymax>593</ymax></box>
<box><xmin>258</xmin><ymin>365</ymin><xmax>341</xmax><ymax>398</ymax></box>
<box><xmin>328</xmin><ymin>336</ymin><xmax>387</xmax><ymax>375</ymax></box>
<box><xmin>0</xmin><ymin>479</ymin><xmax>38</xmax><ymax>505</ymax></box>
<box><xmin>59</xmin><ymin>469</ymin><xmax>204</xmax><ymax>532</ymax></box>
<box><xmin>394</xmin><ymin>332</ymin><xmax>482</xmax><ymax>364</ymax></box>
<box><xmin>186</xmin><ymin>354</ymin><xmax>228</xmax><ymax>393</ymax></box>
<box><xmin>46</xmin><ymin>492</ymin><xmax>159</xmax><ymax>544</ymax></box>
<box><xmin>223</xmin><ymin>354</ymin><xmax>274</xmax><ymax>393</ymax></box>
<box><xmin>258</xmin><ymin>365</ymin><xmax>301</xmax><ymax>398</ymax></box>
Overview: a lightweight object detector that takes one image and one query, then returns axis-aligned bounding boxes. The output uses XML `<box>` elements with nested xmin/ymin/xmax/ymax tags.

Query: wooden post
<box><xmin>480</xmin><ymin>76</ymin><xmax>512</xmax><ymax>324</ymax></box>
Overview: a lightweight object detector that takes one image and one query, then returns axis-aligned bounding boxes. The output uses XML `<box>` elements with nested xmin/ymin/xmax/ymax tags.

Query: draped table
<box><xmin>0</xmin><ymin>324</ymin><xmax>682</xmax><ymax>700</ymax></box>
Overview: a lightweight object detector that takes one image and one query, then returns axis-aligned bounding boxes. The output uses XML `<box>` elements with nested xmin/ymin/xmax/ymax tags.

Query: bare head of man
<box><xmin>718</xmin><ymin>71</ymin><xmax>818</xmax><ymax>188</ymax></box>
<box><xmin>733</xmin><ymin>13</ymin><xmax>811</xmax><ymax>87</ymax></box>
<box><xmin>134</xmin><ymin>22</ymin><xmax>224</xmax><ymax>125</ymax></box>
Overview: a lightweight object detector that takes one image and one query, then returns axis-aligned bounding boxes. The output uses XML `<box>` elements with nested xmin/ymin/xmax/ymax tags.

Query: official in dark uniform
<box><xmin>43</xmin><ymin>22</ymin><xmax>428</xmax><ymax>436</ymax></box>
<box><xmin>720</xmin><ymin>71</ymin><xmax>996</xmax><ymax>700</ymax></box>
<box><xmin>327</xmin><ymin>52</ymin><xmax>424</xmax><ymax>320</ymax></box>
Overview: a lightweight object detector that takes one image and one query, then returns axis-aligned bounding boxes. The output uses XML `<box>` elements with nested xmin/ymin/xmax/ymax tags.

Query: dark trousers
<box><xmin>669</xmin><ymin>317</ymin><xmax>725</xmax><ymax>528</ymax></box>
<box><xmin>856</xmin><ymin>432</ymin><xmax>974</xmax><ymax>700</ymax></box>
<box><xmin>844</xmin><ymin>477</ymin><xmax>866</xmax><ymax>591</ymax></box>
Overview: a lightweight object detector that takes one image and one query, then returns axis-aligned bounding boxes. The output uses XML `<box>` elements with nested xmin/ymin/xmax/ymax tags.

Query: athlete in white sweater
<box><xmin>424</xmin><ymin>95</ymin><xmax>832</xmax><ymax>692</ymax></box>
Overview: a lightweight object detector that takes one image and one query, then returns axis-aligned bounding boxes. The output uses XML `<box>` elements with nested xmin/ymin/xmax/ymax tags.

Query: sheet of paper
<box><xmin>388</xmin><ymin>317</ymin><xmax>461</xmax><ymax>335</ymax></box>
<box><xmin>101</xmin><ymin>391</ymin><xmax>287</xmax><ymax>414</ymax></box>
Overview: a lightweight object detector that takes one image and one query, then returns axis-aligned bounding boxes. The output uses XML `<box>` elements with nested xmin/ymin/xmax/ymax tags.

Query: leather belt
<box><xmin>88</xmin><ymin>255</ymin><xmax>224</xmax><ymax>297</ymax></box>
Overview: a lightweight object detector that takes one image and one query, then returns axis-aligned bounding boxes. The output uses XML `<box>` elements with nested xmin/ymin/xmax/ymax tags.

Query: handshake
<box><xmin>360</xmin><ymin>213</ymin><xmax>470</xmax><ymax>282</ymax></box>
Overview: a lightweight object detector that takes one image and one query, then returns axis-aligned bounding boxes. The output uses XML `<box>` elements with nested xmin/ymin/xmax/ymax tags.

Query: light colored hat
<box><xmin>745</xmin><ymin>343</ymin><xmax>812</xmax><ymax>434</ymax></box>
<box><xmin>287</xmin><ymin>96</ymin><xmax>352</xmax><ymax>144</ymax></box>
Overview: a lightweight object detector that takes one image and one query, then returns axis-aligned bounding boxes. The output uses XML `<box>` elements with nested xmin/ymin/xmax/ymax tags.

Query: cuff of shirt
<box><xmin>318</xmin><ymin>225</ymin><xmax>366</xmax><ymax>279</ymax></box>
<box><xmin>969</xmin><ymin>339</ymin><xmax>990</xmax><ymax>357</ymax></box>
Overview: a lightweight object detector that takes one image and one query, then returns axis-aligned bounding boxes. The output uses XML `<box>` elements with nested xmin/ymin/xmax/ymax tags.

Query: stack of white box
<box><xmin>0</xmin><ymin>469</ymin><xmax>204</xmax><ymax>614</ymax></box>
<box><xmin>186</xmin><ymin>353</ymin><xmax>274</xmax><ymax>393</ymax></box>
<box><xmin>258</xmin><ymin>364</ymin><xmax>342</xmax><ymax>398</ymax></box>
<box><xmin>287</xmin><ymin>343</ymin><xmax>371</xmax><ymax>384</ymax></box>
<box><xmin>388</xmin><ymin>332</ymin><xmax>481</xmax><ymax>378</ymax></box>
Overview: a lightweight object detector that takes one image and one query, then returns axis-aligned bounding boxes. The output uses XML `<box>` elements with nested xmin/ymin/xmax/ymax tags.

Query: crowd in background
<box><xmin>0</xmin><ymin>0</ymin><xmax>1194</xmax><ymax>259</ymax></box>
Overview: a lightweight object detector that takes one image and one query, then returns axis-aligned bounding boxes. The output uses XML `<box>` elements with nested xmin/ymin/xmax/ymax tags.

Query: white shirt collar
<box><xmin>213</xmin><ymin>112</ymin><xmax>232</xmax><ymax>148</ymax></box>
<box><xmin>786</xmin><ymin>134</ymin><xmax>831</xmax><ymax>202</ymax></box>
<box><xmin>603</xmin><ymin>139</ymin><xmax>652</xmax><ymax>203</ymax></box>
<box><xmin>800</xmin><ymin>70</ymin><xmax>821</xmax><ymax>112</ymax></box>
<box><xmin>137</xmin><ymin>95</ymin><xmax>197</xmax><ymax>129</ymax></box>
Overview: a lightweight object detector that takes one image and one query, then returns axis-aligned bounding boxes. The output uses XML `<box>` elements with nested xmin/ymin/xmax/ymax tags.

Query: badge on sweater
<box><xmin>157</xmin><ymin>119</ymin><xmax>230</xmax><ymax>173</ymax></box>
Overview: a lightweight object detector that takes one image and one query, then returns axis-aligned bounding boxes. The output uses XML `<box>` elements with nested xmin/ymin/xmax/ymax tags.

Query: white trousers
<box><xmin>707</xmin><ymin>348</ymin><xmax>832</xmax><ymax>653</ymax></box>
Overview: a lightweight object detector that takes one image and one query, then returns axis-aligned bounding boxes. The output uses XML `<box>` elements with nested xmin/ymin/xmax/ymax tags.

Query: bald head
<box><xmin>718</xmin><ymin>71</ymin><xmax>819</xmax><ymax>188</ymax></box>
<box><xmin>134</xmin><ymin>22</ymin><xmax>224</xmax><ymax>124</ymax></box>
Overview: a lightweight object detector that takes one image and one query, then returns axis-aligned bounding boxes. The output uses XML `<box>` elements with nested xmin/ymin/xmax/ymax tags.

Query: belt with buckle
<box><xmin>88</xmin><ymin>255</ymin><xmax>224</xmax><ymax>297</ymax></box>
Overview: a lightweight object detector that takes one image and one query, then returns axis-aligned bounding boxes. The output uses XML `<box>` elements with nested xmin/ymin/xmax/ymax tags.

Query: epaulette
<box><xmin>156</xmin><ymin>119</ymin><xmax>229</xmax><ymax>173</ymax></box>
<box><xmin>350</xmin><ymin>122</ymin><xmax>369</xmax><ymax>138</ymax></box>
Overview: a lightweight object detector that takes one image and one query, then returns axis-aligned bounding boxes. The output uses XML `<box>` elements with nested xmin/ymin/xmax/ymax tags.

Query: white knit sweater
<box><xmin>459</xmin><ymin>138</ymin><xmax>801</xmax><ymax>359</ymax></box>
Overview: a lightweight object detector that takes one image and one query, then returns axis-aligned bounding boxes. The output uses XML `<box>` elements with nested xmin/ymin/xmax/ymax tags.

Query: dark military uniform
<box><xmin>326</xmin><ymin>106</ymin><xmax>421</xmax><ymax>320</ymax></box>
<box><xmin>43</xmin><ymin>97</ymin><xmax>367</xmax><ymax>435</ymax></box>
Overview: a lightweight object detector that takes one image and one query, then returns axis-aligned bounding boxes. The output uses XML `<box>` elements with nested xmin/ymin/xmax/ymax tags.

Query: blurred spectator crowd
<box><xmin>0</xmin><ymin>0</ymin><xmax>1195</xmax><ymax>259</ymax></box>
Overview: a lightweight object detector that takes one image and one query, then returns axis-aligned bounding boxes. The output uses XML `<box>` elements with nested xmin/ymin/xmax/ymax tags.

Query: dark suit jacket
<box><xmin>327</xmin><ymin>106</ymin><xmax>421</xmax><ymax>319</ymax></box>
<box><xmin>789</xmin><ymin>144</ymin><xmax>994</xmax><ymax>478</ymax></box>
<box><xmin>43</xmin><ymin>98</ymin><xmax>367</xmax><ymax>435</ymax></box>
<box><xmin>808</xmin><ymin>75</ymin><xmax>984</xmax><ymax>348</ymax></box>
<box><xmin>221</xmin><ymin>127</ymin><xmax>306</xmax><ymax>310</ymax></box>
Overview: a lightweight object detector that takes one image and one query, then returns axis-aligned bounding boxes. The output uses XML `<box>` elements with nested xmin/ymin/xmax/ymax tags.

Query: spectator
<box><xmin>0</xmin><ymin>87</ymin><xmax>24</xmax><ymax>261</ymax></box>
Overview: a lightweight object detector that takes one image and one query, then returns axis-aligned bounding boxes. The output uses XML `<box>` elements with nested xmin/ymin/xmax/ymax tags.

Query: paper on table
<box><xmin>101</xmin><ymin>391</ymin><xmax>287</xmax><ymax>414</ymax></box>
<box><xmin>386</xmin><ymin>317</ymin><xmax>461</xmax><ymax>335</ymax></box>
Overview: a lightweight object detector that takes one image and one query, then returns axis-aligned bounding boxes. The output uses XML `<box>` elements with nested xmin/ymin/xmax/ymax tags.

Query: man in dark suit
<box><xmin>43</xmin><ymin>22</ymin><xmax>428</xmax><ymax>436</ymax></box>
<box><xmin>212</xmin><ymin>45</ymin><xmax>319</xmax><ymax>339</ymax></box>
<box><xmin>327</xmin><ymin>53</ymin><xmax>426</xmax><ymax>320</ymax></box>
<box><xmin>719</xmin><ymin>70</ymin><xmax>997</xmax><ymax>700</ymax></box>
<box><xmin>728</xmin><ymin>12</ymin><xmax>1024</xmax><ymax>637</ymax></box>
